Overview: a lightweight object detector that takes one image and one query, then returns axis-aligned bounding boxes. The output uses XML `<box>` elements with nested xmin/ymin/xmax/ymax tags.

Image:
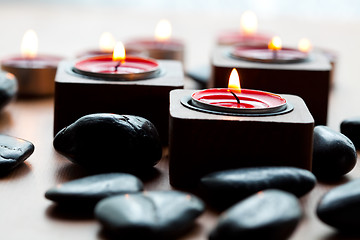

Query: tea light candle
<box><xmin>125</xmin><ymin>19</ymin><xmax>184</xmax><ymax>62</ymax></box>
<box><xmin>1</xmin><ymin>29</ymin><xmax>62</xmax><ymax>97</ymax></box>
<box><xmin>73</xmin><ymin>42</ymin><xmax>160</xmax><ymax>80</ymax></box>
<box><xmin>217</xmin><ymin>11</ymin><xmax>271</xmax><ymax>46</ymax></box>
<box><xmin>76</xmin><ymin>32</ymin><xmax>116</xmax><ymax>58</ymax></box>
<box><xmin>76</xmin><ymin>32</ymin><xmax>144</xmax><ymax>59</ymax></box>
<box><xmin>230</xmin><ymin>36</ymin><xmax>309</xmax><ymax>63</ymax></box>
<box><xmin>191</xmin><ymin>69</ymin><xmax>287</xmax><ymax>114</ymax></box>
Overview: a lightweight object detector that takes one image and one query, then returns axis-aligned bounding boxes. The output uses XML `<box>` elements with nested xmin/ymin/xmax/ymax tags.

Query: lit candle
<box><xmin>73</xmin><ymin>41</ymin><xmax>160</xmax><ymax>80</ymax></box>
<box><xmin>1</xmin><ymin>29</ymin><xmax>62</xmax><ymax>97</ymax></box>
<box><xmin>191</xmin><ymin>69</ymin><xmax>287</xmax><ymax>114</ymax></box>
<box><xmin>125</xmin><ymin>19</ymin><xmax>184</xmax><ymax>62</ymax></box>
<box><xmin>230</xmin><ymin>36</ymin><xmax>309</xmax><ymax>63</ymax></box>
<box><xmin>217</xmin><ymin>11</ymin><xmax>271</xmax><ymax>46</ymax></box>
<box><xmin>76</xmin><ymin>32</ymin><xmax>144</xmax><ymax>59</ymax></box>
<box><xmin>298</xmin><ymin>38</ymin><xmax>312</xmax><ymax>53</ymax></box>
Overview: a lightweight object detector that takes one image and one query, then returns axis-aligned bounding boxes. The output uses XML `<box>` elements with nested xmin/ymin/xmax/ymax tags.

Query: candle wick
<box><xmin>114</xmin><ymin>61</ymin><xmax>121</xmax><ymax>72</ymax></box>
<box><xmin>229</xmin><ymin>90</ymin><xmax>241</xmax><ymax>104</ymax></box>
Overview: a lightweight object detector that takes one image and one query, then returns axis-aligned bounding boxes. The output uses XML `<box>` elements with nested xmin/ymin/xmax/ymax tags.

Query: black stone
<box><xmin>209</xmin><ymin>189</ymin><xmax>302</xmax><ymax>240</ymax></box>
<box><xmin>200</xmin><ymin>166</ymin><xmax>316</xmax><ymax>209</ymax></box>
<box><xmin>317</xmin><ymin>178</ymin><xmax>360</xmax><ymax>232</ymax></box>
<box><xmin>0</xmin><ymin>71</ymin><xmax>17</xmax><ymax>111</ymax></box>
<box><xmin>0</xmin><ymin>134</ymin><xmax>34</xmax><ymax>174</ymax></box>
<box><xmin>313</xmin><ymin>126</ymin><xmax>357</xmax><ymax>179</ymax></box>
<box><xmin>53</xmin><ymin>114</ymin><xmax>162</xmax><ymax>172</ymax></box>
<box><xmin>341</xmin><ymin>117</ymin><xmax>360</xmax><ymax>149</ymax></box>
<box><xmin>94</xmin><ymin>190</ymin><xmax>205</xmax><ymax>239</ymax></box>
<box><xmin>45</xmin><ymin>173</ymin><xmax>143</xmax><ymax>207</ymax></box>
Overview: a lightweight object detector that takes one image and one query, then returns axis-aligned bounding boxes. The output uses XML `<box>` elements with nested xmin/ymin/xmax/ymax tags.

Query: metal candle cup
<box><xmin>73</xmin><ymin>55</ymin><xmax>160</xmax><ymax>81</ymax></box>
<box><xmin>230</xmin><ymin>45</ymin><xmax>309</xmax><ymax>64</ymax></box>
<box><xmin>125</xmin><ymin>38</ymin><xmax>184</xmax><ymax>62</ymax></box>
<box><xmin>1</xmin><ymin>55</ymin><xmax>62</xmax><ymax>97</ymax></box>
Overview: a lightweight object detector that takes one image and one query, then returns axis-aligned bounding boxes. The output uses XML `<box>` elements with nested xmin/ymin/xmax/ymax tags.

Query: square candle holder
<box><xmin>210</xmin><ymin>46</ymin><xmax>331</xmax><ymax>125</ymax></box>
<box><xmin>169</xmin><ymin>89</ymin><xmax>314</xmax><ymax>189</ymax></box>
<box><xmin>54</xmin><ymin>60</ymin><xmax>184</xmax><ymax>144</ymax></box>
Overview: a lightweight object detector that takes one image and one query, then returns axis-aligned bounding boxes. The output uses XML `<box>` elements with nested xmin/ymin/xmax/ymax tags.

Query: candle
<box><xmin>125</xmin><ymin>19</ymin><xmax>184</xmax><ymax>62</ymax></box>
<box><xmin>169</xmin><ymin>89</ymin><xmax>314</xmax><ymax>188</ymax></box>
<box><xmin>73</xmin><ymin>41</ymin><xmax>160</xmax><ymax>80</ymax></box>
<box><xmin>76</xmin><ymin>32</ymin><xmax>143</xmax><ymax>59</ymax></box>
<box><xmin>230</xmin><ymin>36</ymin><xmax>309</xmax><ymax>63</ymax></box>
<box><xmin>1</xmin><ymin>29</ymin><xmax>62</xmax><ymax>97</ymax></box>
<box><xmin>191</xmin><ymin>69</ymin><xmax>287</xmax><ymax>114</ymax></box>
<box><xmin>217</xmin><ymin>11</ymin><xmax>271</xmax><ymax>46</ymax></box>
<box><xmin>298</xmin><ymin>38</ymin><xmax>312</xmax><ymax>53</ymax></box>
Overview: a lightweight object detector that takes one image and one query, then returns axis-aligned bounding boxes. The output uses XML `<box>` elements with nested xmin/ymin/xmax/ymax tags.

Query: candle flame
<box><xmin>298</xmin><ymin>38</ymin><xmax>312</xmax><ymax>53</ymax></box>
<box><xmin>268</xmin><ymin>36</ymin><xmax>282</xmax><ymax>51</ymax></box>
<box><xmin>240</xmin><ymin>10</ymin><xmax>258</xmax><ymax>35</ymax></box>
<box><xmin>112</xmin><ymin>41</ymin><xmax>126</xmax><ymax>63</ymax></box>
<box><xmin>5</xmin><ymin>73</ymin><xmax>15</xmax><ymax>80</ymax></box>
<box><xmin>155</xmin><ymin>19</ymin><xmax>172</xmax><ymax>41</ymax></box>
<box><xmin>99</xmin><ymin>32</ymin><xmax>116</xmax><ymax>52</ymax></box>
<box><xmin>21</xmin><ymin>29</ymin><xmax>38</xmax><ymax>59</ymax></box>
<box><xmin>228</xmin><ymin>68</ymin><xmax>241</xmax><ymax>92</ymax></box>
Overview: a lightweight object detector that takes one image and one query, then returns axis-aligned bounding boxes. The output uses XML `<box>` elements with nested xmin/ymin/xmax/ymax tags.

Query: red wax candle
<box><xmin>191</xmin><ymin>68</ymin><xmax>287</xmax><ymax>114</ymax></box>
<box><xmin>191</xmin><ymin>88</ymin><xmax>287</xmax><ymax>114</ymax></box>
<box><xmin>231</xmin><ymin>36</ymin><xmax>309</xmax><ymax>64</ymax></box>
<box><xmin>73</xmin><ymin>55</ymin><xmax>160</xmax><ymax>80</ymax></box>
<box><xmin>73</xmin><ymin>41</ymin><xmax>160</xmax><ymax>81</ymax></box>
<box><xmin>1</xmin><ymin>30</ymin><xmax>62</xmax><ymax>97</ymax></box>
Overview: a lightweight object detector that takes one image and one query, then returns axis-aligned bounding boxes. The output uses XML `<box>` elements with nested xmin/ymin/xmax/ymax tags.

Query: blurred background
<box><xmin>0</xmin><ymin>0</ymin><xmax>359</xmax><ymax>128</ymax></box>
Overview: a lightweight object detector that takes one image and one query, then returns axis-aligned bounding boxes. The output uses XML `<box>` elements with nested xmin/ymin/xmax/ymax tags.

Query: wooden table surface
<box><xmin>0</xmin><ymin>1</ymin><xmax>360</xmax><ymax>239</ymax></box>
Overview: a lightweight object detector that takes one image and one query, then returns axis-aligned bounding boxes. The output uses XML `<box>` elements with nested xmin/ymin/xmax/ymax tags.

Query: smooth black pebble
<box><xmin>317</xmin><ymin>178</ymin><xmax>360</xmax><ymax>232</ymax></box>
<box><xmin>209</xmin><ymin>189</ymin><xmax>302</xmax><ymax>240</ymax></box>
<box><xmin>313</xmin><ymin>126</ymin><xmax>357</xmax><ymax>179</ymax></box>
<box><xmin>95</xmin><ymin>190</ymin><xmax>204</xmax><ymax>238</ymax></box>
<box><xmin>53</xmin><ymin>113</ymin><xmax>162</xmax><ymax>172</ymax></box>
<box><xmin>45</xmin><ymin>173</ymin><xmax>143</xmax><ymax>207</ymax></box>
<box><xmin>0</xmin><ymin>71</ymin><xmax>17</xmax><ymax>111</ymax></box>
<box><xmin>0</xmin><ymin>134</ymin><xmax>34</xmax><ymax>174</ymax></box>
<box><xmin>341</xmin><ymin>117</ymin><xmax>360</xmax><ymax>149</ymax></box>
<box><xmin>200</xmin><ymin>166</ymin><xmax>316</xmax><ymax>208</ymax></box>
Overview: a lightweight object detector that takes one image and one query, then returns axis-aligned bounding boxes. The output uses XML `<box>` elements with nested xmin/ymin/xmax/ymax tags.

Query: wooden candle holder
<box><xmin>169</xmin><ymin>90</ymin><xmax>314</xmax><ymax>189</ymax></box>
<box><xmin>210</xmin><ymin>46</ymin><xmax>331</xmax><ymax>125</ymax></box>
<box><xmin>54</xmin><ymin>60</ymin><xmax>184</xmax><ymax>144</ymax></box>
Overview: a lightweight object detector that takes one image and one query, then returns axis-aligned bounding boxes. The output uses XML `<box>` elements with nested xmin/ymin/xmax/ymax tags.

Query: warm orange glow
<box><xmin>155</xmin><ymin>19</ymin><xmax>172</xmax><ymax>41</ymax></box>
<box><xmin>228</xmin><ymin>68</ymin><xmax>241</xmax><ymax>92</ymax></box>
<box><xmin>112</xmin><ymin>42</ymin><xmax>126</xmax><ymax>63</ymax></box>
<box><xmin>21</xmin><ymin>29</ymin><xmax>38</xmax><ymax>58</ymax></box>
<box><xmin>268</xmin><ymin>36</ymin><xmax>282</xmax><ymax>51</ymax></box>
<box><xmin>240</xmin><ymin>10</ymin><xmax>258</xmax><ymax>35</ymax></box>
<box><xmin>5</xmin><ymin>73</ymin><xmax>15</xmax><ymax>80</ymax></box>
<box><xmin>298</xmin><ymin>38</ymin><xmax>312</xmax><ymax>53</ymax></box>
<box><xmin>99</xmin><ymin>32</ymin><xmax>116</xmax><ymax>52</ymax></box>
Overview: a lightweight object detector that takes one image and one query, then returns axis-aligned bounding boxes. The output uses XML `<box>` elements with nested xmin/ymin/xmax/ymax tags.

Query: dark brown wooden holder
<box><xmin>210</xmin><ymin>46</ymin><xmax>331</xmax><ymax>125</ymax></box>
<box><xmin>169</xmin><ymin>89</ymin><xmax>314</xmax><ymax>189</ymax></box>
<box><xmin>54</xmin><ymin>60</ymin><xmax>184</xmax><ymax>144</ymax></box>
